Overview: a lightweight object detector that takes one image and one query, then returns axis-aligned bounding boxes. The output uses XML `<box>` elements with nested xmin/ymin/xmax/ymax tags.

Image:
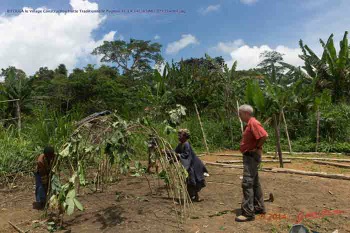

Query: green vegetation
<box><xmin>1</xmin><ymin>31</ymin><xmax>350</xmax><ymax>178</ymax></box>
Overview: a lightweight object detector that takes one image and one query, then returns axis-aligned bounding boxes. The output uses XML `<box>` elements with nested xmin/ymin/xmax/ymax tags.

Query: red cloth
<box><xmin>240</xmin><ymin>117</ymin><xmax>268</xmax><ymax>153</ymax></box>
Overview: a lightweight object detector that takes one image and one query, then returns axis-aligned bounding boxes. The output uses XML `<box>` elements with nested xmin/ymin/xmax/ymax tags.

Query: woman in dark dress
<box><xmin>175</xmin><ymin>129</ymin><xmax>207</xmax><ymax>202</ymax></box>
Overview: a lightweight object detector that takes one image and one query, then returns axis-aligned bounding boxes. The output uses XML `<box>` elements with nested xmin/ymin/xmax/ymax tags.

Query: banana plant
<box><xmin>245</xmin><ymin>77</ymin><xmax>300</xmax><ymax>167</ymax></box>
<box><xmin>299</xmin><ymin>31</ymin><xmax>350</xmax><ymax>102</ymax></box>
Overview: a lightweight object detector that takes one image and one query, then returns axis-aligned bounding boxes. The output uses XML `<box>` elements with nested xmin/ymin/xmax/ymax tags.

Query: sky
<box><xmin>0</xmin><ymin>0</ymin><xmax>349</xmax><ymax>75</ymax></box>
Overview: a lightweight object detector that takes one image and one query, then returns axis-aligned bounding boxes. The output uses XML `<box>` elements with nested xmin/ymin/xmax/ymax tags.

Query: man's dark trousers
<box><xmin>241</xmin><ymin>151</ymin><xmax>265</xmax><ymax>217</ymax></box>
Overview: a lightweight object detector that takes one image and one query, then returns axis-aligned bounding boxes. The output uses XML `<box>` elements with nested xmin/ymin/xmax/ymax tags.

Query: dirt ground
<box><xmin>1</xmin><ymin>152</ymin><xmax>350</xmax><ymax>233</ymax></box>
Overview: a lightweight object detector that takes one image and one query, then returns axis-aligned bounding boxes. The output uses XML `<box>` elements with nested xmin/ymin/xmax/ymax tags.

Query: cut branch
<box><xmin>313</xmin><ymin>160</ymin><xmax>350</xmax><ymax>168</ymax></box>
<box><xmin>216</xmin><ymin>159</ymin><xmax>291</xmax><ymax>164</ymax></box>
<box><xmin>261</xmin><ymin>168</ymin><xmax>350</xmax><ymax>180</ymax></box>
<box><xmin>194</xmin><ymin>103</ymin><xmax>209</xmax><ymax>154</ymax></box>
<box><xmin>236</xmin><ymin>100</ymin><xmax>243</xmax><ymax>133</ymax></box>
<box><xmin>204</xmin><ymin>162</ymin><xmax>243</xmax><ymax>169</ymax></box>
<box><xmin>266</xmin><ymin>152</ymin><xmax>343</xmax><ymax>155</ymax></box>
<box><xmin>316</xmin><ymin>107</ymin><xmax>320</xmax><ymax>152</ymax></box>
<box><xmin>8</xmin><ymin>221</ymin><xmax>24</xmax><ymax>233</ymax></box>
<box><xmin>282</xmin><ymin>109</ymin><xmax>292</xmax><ymax>153</ymax></box>
<box><xmin>273</xmin><ymin>114</ymin><xmax>284</xmax><ymax>168</ymax></box>
<box><xmin>264</xmin><ymin>156</ymin><xmax>350</xmax><ymax>162</ymax></box>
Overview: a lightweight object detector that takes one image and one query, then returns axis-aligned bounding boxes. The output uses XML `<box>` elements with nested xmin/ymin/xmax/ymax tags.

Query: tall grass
<box><xmin>0</xmin><ymin>106</ymin><xmax>80</xmax><ymax>176</ymax></box>
<box><xmin>0</xmin><ymin>125</ymin><xmax>35</xmax><ymax>175</ymax></box>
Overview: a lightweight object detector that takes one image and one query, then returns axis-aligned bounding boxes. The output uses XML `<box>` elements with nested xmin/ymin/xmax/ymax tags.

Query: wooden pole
<box><xmin>204</xmin><ymin>164</ymin><xmax>350</xmax><ymax>180</ymax></box>
<box><xmin>282</xmin><ymin>109</ymin><xmax>292</xmax><ymax>153</ymax></box>
<box><xmin>8</xmin><ymin>221</ymin><xmax>25</xmax><ymax>233</ymax></box>
<box><xmin>273</xmin><ymin>114</ymin><xmax>284</xmax><ymax>168</ymax></box>
<box><xmin>16</xmin><ymin>100</ymin><xmax>21</xmax><ymax>134</ymax></box>
<box><xmin>236</xmin><ymin>100</ymin><xmax>243</xmax><ymax>134</ymax></box>
<box><xmin>194</xmin><ymin>103</ymin><xmax>209</xmax><ymax>154</ymax></box>
<box><xmin>313</xmin><ymin>160</ymin><xmax>350</xmax><ymax>168</ymax></box>
<box><xmin>266</xmin><ymin>151</ymin><xmax>342</xmax><ymax>155</ymax></box>
<box><xmin>316</xmin><ymin>107</ymin><xmax>320</xmax><ymax>152</ymax></box>
<box><xmin>224</xmin><ymin>84</ymin><xmax>235</xmax><ymax>148</ymax></box>
<box><xmin>264</xmin><ymin>156</ymin><xmax>350</xmax><ymax>162</ymax></box>
<box><xmin>262</xmin><ymin>168</ymin><xmax>350</xmax><ymax>181</ymax></box>
<box><xmin>216</xmin><ymin>159</ymin><xmax>291</xmax><ymax>164</ymax></box>
<box><xmin>204</xmin><ymin>161</ymin><xmax>243</xmax><ymax>168</ymax></box>
<box><xmin>0</xmin><ymin>117</ymin><xmax>18</xmax><ymax>122</ymax></box>
<box><xmin>0</xmin><ymin>98</ymin><xmax>20</xmax><ymax>103</ymax></box>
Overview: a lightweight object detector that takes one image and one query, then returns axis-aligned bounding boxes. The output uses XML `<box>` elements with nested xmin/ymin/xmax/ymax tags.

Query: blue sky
<box><xmin>0</xmin><ymin>0</ymin><xmax>349</xmax><ymax>74</ymax></box>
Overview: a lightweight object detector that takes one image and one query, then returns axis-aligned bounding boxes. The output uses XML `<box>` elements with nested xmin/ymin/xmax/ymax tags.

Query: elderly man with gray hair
<box><xmin>235</xmin><ymin>104</ymin><xmax>268</xmax><ymax>222</ymax></box>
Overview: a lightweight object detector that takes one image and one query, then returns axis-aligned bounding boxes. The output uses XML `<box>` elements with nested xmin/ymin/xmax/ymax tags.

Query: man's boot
<box><xmin>235</xmin><ymin>215</ymin><xmax>255</xmax><ymax>222</ymax></box>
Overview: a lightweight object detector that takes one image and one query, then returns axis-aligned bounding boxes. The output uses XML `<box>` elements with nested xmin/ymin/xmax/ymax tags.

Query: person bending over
<box><xmin>175</xmin><ymin>129</ymin><xmax>207</xmax><ymax>202</ymax></box>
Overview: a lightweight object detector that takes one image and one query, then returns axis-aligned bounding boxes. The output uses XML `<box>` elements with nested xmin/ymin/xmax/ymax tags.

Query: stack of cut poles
<box><xmin>202</xmin><ymin>152</ymin><xmax>350</xmax><ymax>181</ymax></box>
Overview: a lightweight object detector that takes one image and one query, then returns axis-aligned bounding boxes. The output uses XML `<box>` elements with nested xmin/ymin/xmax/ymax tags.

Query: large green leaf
<box><xmin>73</xmin><ymin>198</ymin><xmax>84</xmax><ymax>211</ymax></box>
<box><xmin>66</xmin><ymin>189</ymin><xmax>76</xmax><ymax>199</ymax></box>
<box><xmin>51</xmin><ymin>174</ymin><xmax>62</xmax><ymax>194</ymax></box>
<box><xmin>338</xmin><ymin>31</ymin><xmax>348</xmax><ymax>70</ymax></box>
<box><xmin>244</xmin><ymin>80</ymin><xmax>255</xmax><ymax>106</ymax></box>
<box><xmin>59</xmin><ymin>143</ymin><xmax>71</xmax><ymax>157</ymax></box>
<box><xmin>78</xmin><ymin>161</ymin><xmax>86</xmax><ymax>186</ymax></box>
<box><xmin>252</xmin><ymin>81</ymin><xmax>265</xmax><ymax>112</ymax></box>
<box><xmin>66</xmin><ymin>201</ymin><xmax>75</xmax><ymax>216</ymax></box>
<box><xmin>320</xmin><ymin>37</ymin><xmax>335</xmax><ymax>74</ymax></box>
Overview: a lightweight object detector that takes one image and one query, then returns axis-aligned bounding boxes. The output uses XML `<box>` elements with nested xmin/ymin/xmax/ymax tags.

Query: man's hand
<box><xmin>249</xmin><ymin>148</ymin><xmax>262</xmax><ymax>156</ymax></box>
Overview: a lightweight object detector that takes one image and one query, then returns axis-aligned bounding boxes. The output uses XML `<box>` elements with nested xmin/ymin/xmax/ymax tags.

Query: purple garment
<box><xmin>175</xmin><ymin>142</ymin><xmax>206</xmax><ymax>190</ymax></box>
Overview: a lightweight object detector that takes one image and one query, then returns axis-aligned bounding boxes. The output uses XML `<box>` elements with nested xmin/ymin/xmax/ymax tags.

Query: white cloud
<box><xmin>213</xmin><ymin>39</ymin><xmax>245</xmax><ymax>53</ymax></box>
<box><xmin>166</xmin><ymin>34</ymin><xmax>199</xmax><ymax>55</ymax></box>
<box><xmin>226</xmin><ymin>44</ymin><xmax>302</xmax><ymax>70</ymax></box>
<box><xmin>199</xmin><ymin>4</ymin><xmax>221</xmax><ymax>15</ymax></box>
<box><xmin>240</xmin><ymin>0</ymin><xmax>259</xmax><ymax>5</ymax></box>
<box><xmin>154</xmin><ymin>35</ymin><xmax>160</xmax><ymax>40</ymax></box>
<box><xmin>0</xmin><ymin>0</ymin><xmax>116</xmax><ymax>75</ymax></box>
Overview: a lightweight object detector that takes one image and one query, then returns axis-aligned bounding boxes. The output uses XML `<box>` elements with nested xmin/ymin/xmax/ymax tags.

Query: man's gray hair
<box><xmin>239</xmin><ymin>104</ymin><xmax>254</xmax><ymax>115</ymax></box>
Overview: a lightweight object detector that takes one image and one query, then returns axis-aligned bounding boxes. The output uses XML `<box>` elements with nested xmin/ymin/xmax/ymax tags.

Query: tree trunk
<box><xmin>273</xmin><ymin>114</ymin><xmax>283</xmax><ymax>168</ymax></box>
<box><xmin>316</xmin><ymin>108</ymin><xmax>320</xmax><ymax>152</ymax></box>
<box><xmin>194</xmin><ymin>103</ymin><xmax>209</xmax><ymax>154</ymax></box>
<box><xmin>16</xmin><ymin>100</ymin><xmax>21</xmax><ymax>134</ymax></box>
<box><xmin>282</xmin><ymin>109</ymin><xmax>292</xmax><ymax>153</ymax></box>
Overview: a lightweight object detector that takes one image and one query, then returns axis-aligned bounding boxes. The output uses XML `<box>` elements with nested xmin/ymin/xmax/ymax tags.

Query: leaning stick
<box><xmin>236</xmin><ymin>100</ymin><xmax>243</xmax><ymax>134</ymax></box>
<box><xmin>282</xmin><ymin>109</ymin><xmax>292</xmax><ymax>153</ymax></box>
<box><xmin>194</xmin><ymin>103</ymin><xmax>209</xmax><ymax>154</ymax></box>
<box><xmin>8</xmin><ymin>221</ymin><xmax>25</xmax><ymax>233</ymax></box>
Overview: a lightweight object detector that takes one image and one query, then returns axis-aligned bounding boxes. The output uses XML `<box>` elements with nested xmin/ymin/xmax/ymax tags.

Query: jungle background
<box><xmin>0</xmin><ymin>32</ymin><xmax>350</xmax><ymax>176</ymax></box>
